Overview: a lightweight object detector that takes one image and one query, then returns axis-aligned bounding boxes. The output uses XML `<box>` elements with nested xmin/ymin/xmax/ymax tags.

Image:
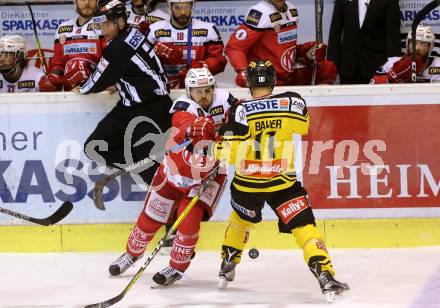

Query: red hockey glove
<box><xmin>387</xmin><ymin>54</ymin><xmax>425</xmax><ymax>83</ymax></box>
<box><xmin>306</xmin><ymin>43</ymin><xmax>327</xmax><ymax>63</ymax></box>
<box><xmin>178</xmin><ymin>66</ymin><xmax>190</xmax><ymax>88</ymax></box>
<box><xmin>190</xmin><ymin>61</ymin><xmax>208</xmax><ymax>69</ymax></box>
<box><xmin>188</xmin><ymin>117</ymin><xmax>215</xmax><ymax>146</ymax></box>
<box><xmin>136</xmin><ymin>20</ymin><xmax>150</xmax><ymax>34</ymax></box>
<box><xmin>154</xmin><ymin>42</ymin><xmax>183</xmax><ymax>63</ymax></box>
<box><xmin>38</xmin><ymin>73</ymin><xmax>63</xmax><ymax>92</ymax></box>
<box><xmin>235</xmin><ymin>69</ymin><xmax>247</xmax><ymax>87</ymax></box>
<box><xmin>63</xmin><ymin>63</ymin><xmax>93</xmax><ymax>91</ymax></box>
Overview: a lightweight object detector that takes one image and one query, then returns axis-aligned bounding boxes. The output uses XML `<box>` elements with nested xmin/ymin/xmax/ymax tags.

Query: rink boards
<box><xmin>0</xmin><ymin>84</ymin><xmax>439</xmax><ymax>251</ymax></box>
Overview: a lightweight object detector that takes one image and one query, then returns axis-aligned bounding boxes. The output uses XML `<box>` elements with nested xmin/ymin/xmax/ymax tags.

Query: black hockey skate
<box><xmin>218</xmin><ymin>259</ymin><xmax>236</xmax><ymax>290</ymax></box>
<box><xmin>108</xmin><ymin>252</ymin><xmax>139</xmax><ymax>276</ymax></box>
<box><xmin>152</xmin><ymin>266</ymin><xmax>183</xmax><ymax>286</ymax></box>
<box><xmin>317</xmin><ymin>271</ymin><xmax>349</xmax><ymax>302</ymax></box>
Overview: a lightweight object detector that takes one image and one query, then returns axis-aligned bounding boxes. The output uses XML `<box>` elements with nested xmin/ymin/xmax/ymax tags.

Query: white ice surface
<box><xmin>1</xmin><ymin>247</ymin><xmax>440</xmax><ymax>308</ymax></box>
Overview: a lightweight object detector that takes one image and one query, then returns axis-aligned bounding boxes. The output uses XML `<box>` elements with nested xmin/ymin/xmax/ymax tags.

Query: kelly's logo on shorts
<box><xmin>63</xmin><ymin>43</ymin><xmax>97</xmax><ymax>55</ymax></box>
<box><xmin>276</xmin><ymin>195</ymin><xmax>308</xmax><ymax>224</ymax></box>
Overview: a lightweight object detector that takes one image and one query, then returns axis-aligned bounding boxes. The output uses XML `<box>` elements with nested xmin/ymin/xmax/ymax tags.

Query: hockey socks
<box><xmin>221</xmin><ymin>211</ymin><xmax>255</xmax><ymax>264</ymax></box>
<box><xmin>293</xmin><ymin>224</ymin><xmax>335</xmax><ymax>277</ymax></box>
<box><xmin>170</xmin><ymin>231</ymin><xmax>199</xmax><ymax>272</ymax></box>
<box><xmin>126</xmin><ymin>213</ymin><xmax>163</xmax><ymax>257</ymax></box>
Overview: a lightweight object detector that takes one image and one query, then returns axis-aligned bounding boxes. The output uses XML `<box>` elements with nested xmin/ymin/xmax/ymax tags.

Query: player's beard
<box><xmin>173</xmin><ymin>14</ymin><xmax>191</xmax><ymax>27</ymax></box>
<box><xmin>77</xmin><ymin>5</ymin><xmax>95</xmax><ymax>19</ymax></box>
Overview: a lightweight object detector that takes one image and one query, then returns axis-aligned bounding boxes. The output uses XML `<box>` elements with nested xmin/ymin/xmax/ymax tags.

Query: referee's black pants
<box><xmin>84</xmin><ymin>95</ymin><xmax>173</xmax><ymax>185</ymax></box>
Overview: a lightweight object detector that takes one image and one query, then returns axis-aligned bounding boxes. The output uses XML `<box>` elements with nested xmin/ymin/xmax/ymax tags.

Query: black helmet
<box><xmin>95</xmin><ymin>0</ymin><xmax>127</xmax><ymax>22</ymax></box>
<box><xmin>246</xmin><ymin>60</ymin><xmax>276</xmax><ymax>88</ymax></box>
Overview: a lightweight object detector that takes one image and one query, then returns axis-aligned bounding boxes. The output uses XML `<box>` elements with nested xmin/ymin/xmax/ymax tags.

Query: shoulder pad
<box><xmin>234</xmin><ymin>104</ymin><xmax>248</xmax><ymax>126</ymax></box>
<box><xmin>172</xmin><ymin>100</ymin><xmax>191</xmax><ymax>111</ymax></box>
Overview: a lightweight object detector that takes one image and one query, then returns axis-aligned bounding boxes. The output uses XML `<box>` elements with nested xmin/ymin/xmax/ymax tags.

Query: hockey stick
<box><xmin>85</xmin><ymin>166</ymin><xmax>220</xmax><ymax>308</ymax></box>
<box><xmin>26</xmin><ymin>2</ymin><xmax>49</xmax><ymax>74</ymax></box>
<box><xmin>311</xmin><ymin>0</ymin><xmax>323</xmax><ymax>85</ymax></box>
<box><xmin>0</xmin><ymin>201</ymin><xmax>73</xmax><ymax>226</ymax></box>
<box><xmin>411</xmin><ymin>0</ymin><xmax>440</xmax><ymax>82</ymax></box>
<box><xmin>92</xmin><ymin>140</ymin><xmax>191</xmax><ymax>210</ymax></box>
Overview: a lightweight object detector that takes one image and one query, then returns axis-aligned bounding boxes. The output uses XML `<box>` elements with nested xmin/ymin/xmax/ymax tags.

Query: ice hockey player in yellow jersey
<box><xmin>191</xmin><ymin>60</ymin><xmax>349</xmax><ymax>302</ymax></box>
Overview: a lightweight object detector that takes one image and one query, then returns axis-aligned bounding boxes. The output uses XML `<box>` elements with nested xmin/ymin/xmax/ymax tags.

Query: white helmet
<box><xmin>185</xmin><ymin>67</ymin><xmax>215</xmax><ymax>97</ymax></box>
<box><xmin>406</xmin><ymin>25</ymin><xmax>435</xmax><ymax>56</ymax></box>
<box><xmin>168</xmin><ymin>0</ymin><xmax>194</xmax><ymax>3</ymax></box>
<box><xmin>168</xmin><ymin>0</ymin><xmax>194</xmax><ymax>8</ymax></box>
<box><xmin>0</xmin><ymin>35</ymin><xmax>26</xmax><ymax>69</ymax></box>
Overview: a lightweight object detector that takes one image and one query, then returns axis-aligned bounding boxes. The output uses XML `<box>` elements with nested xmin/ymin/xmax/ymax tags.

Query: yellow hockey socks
<box><xmin>293</xmin><ymin>224</ymin><xmax>335</xmax><ymax>277</ymax></box>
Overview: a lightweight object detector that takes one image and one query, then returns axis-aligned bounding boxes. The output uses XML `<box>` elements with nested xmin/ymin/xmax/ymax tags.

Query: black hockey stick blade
<box><xmin>411</xmin><ymin>0</ymin><xmax>440</xmax><ymax>82</ymax></box>
<box><xmin>0</xmin><ymin>201</ymin><xmax>73</xmax><ymax>226</ymax></box>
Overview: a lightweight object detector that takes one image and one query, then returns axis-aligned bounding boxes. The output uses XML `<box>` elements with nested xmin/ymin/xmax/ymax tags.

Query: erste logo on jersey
<box><xmin>173</xmin><ymin>100</ymin><xmax>190</xmax><ymax>111</ymax></box>
<box><xmin>17</xmin><ymin>80</ymin><xmax>36</xmax><ymax>89</ymax></box>
<box><xmin>63</xmin><ymin>43</ymin><xmax>97</xmax><ymax>55</ymax></box>
<box><xmin>244</xmin><ymin>98</ymin><xmax>289</xmax><ymax>115</ymax></box>
<box><xmin>246</xmin><ymin>9</ymin><xmax>262</xmax><ymax>27</ymax></box>
<box><xmin>126</xmin><ymin>29</ymin><xmax>144</xmax><ymax>49</ymax></box>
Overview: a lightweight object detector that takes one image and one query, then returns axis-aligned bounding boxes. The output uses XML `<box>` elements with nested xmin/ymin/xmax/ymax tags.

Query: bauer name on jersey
<box><xmin>0</xmin><ymin>66</ymin><xmax>44</xmax><ymax>93</ymax></box>
<box><xmin>162</xmin><ymin>89</ymin><xmax>236</xmax><ymax>190</ymax></box>
<box><xmin>215</xmin><ymin>91</ymin><xmax>309</xmax><ymax>193</ymax></box>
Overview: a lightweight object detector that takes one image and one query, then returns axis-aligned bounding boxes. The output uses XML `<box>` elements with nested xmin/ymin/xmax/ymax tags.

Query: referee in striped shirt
<box><xmin>80</xmin><ymin>0</ymin><xmax>172</xmax><ymax>185</ymax></box>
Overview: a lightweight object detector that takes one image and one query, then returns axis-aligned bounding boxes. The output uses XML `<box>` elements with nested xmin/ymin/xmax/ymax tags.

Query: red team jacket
<box><xmin>50</xmin><ymin>18</ymin><xmax>107</xmax><ymax>76</ymax></box>
<box><xmin>147</xmin><ymin>18</ymin><xmax>227</xmax><ymax>88</ymax></box>
<box><xmin>226</xmin><ymin>1</ymin><xmax>319</xmax><ymax>85</ymax></box>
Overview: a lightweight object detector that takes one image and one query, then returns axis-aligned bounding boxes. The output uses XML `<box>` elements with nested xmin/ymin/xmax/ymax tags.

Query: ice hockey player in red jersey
<box><xmin>126</xmin><ymin>0</ymin><xmax>169</xmax><ymax>26</ymax></box>
<box><xmin>225</xmin><ymin>0</ymin><xmax>336</xmax><ymax>86</ymax></box>
<box><xmin>109</xmin><ymin>67</ymin><xmax>237</xmax><ymax>286</ymax></box>
<box><xmin>147</xmin><ymin>0</ymin><xmax>227</xmax><ymax>89</ymax></box>
<box><xmin>0</xmin><ymin>35</ymin><xmax>44</xmax><ymax>93</ymax></box>
<box><xmin>371</xmin><ymin>26</ymin><xmax>440</xmax><ymax>84</ymax></box>
<box><xmin>38</xmin><ymin>0</ymin><xmax>107</xmax><ymax>92</ymax></box>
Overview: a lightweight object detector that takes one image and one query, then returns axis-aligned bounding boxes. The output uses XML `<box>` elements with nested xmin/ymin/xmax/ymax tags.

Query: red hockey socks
<box><xmin>170</xmin><ymin>203</ymin><xmax>204</xmax><ymax>272</ymax></box>
<box><xmin>126</xmin><ymin>212</ymin><xmax>162</xmax><ymax>257</ymax></box>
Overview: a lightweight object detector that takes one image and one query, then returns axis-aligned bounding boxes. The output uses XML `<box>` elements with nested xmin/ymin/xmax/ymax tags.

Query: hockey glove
<box><xmin>154</xmin><ymin>42</ymin><xmax>183</xmax><ymax>63</ymax></box>
<box><xmin>387</xmin><ymin>54</ymin><xmax>425</xmax><ymax>83</ymax></box>
<box><xmin>190</xmin><ymin>61</ymin><xmax>208</xmax><ymax>69</ymax></box>
<box><xmin>63</xmin><ymin>64</ymin><xmax>93</xmax><ymax>91</ymax></box>
<box><xmin>136</xmin><ymin>21</ymin><xmax>150</xmax><ymax>34</ymax></box>
<box><xmin>187</xmin><ymin>117</ymin><xmax>215</xmax><ymax>146</ymax></box>
<box><xmin>306</xmin><ymin>43</ymin><xmax>327</xmax><ymax>63</ymax></box>
<box><xmin>235</xmin><ymin>69</ymin><xmax>247</xmax><ymax>88</ymax></box>
<box><xmin>38</xmin><ymin>73</ymin><xmax>63</xmax><ymax>92</ymax></box>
